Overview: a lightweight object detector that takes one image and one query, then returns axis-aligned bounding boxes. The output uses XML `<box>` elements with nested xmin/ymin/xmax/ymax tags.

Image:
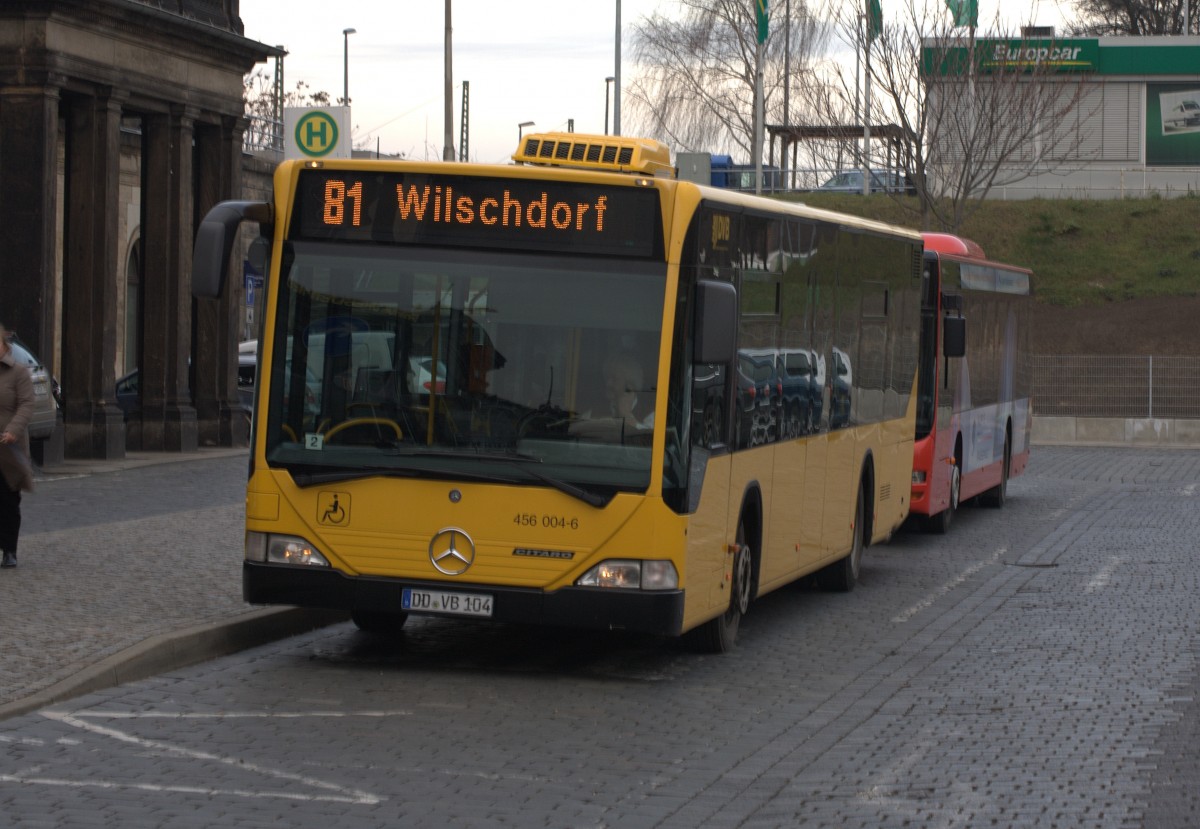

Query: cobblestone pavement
<box><xmin>0</xmin><ymin>446</ymin><xmax>1197</xmax><ymax>828</ymax></box>
<box><xmin>0</xmin><ymin>449</ymin><xmax>338</xmax><ymax>717</ymax></box>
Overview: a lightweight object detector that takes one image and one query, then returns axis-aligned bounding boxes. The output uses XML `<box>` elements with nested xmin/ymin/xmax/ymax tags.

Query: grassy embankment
<box><xmin>795</xmin><ymin>193</ymin><xmax>1200</xmax><ymax>308</ymax></box>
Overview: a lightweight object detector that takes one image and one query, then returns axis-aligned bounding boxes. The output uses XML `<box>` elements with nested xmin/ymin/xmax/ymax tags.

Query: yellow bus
<box><xmin>193</xmin><ymin>132</ymin><xmax>924</xmax><ymax>651</ymax></box>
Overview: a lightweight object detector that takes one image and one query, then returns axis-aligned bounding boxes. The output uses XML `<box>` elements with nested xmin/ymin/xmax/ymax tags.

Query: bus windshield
<box><xmin>266</xmin><ymin>241</ymin><xmax>667</xmax><ymax>497</ymax></box>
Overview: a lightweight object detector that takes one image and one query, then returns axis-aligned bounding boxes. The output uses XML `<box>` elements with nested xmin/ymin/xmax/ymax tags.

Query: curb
<box><xmin>0</xmin><ymin>607</ymin><xmax>348</xmax><ymax>723</ymax></box>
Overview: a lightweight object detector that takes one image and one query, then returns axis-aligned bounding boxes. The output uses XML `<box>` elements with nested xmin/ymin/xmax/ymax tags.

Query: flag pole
<box><xmin>754</xmin><ymin>0</ymin><xmax>767</xmax><ymax>194</ymax></box>
<box><xmin>755</xmin><ymin>38</ymin><xmax>764</xmax><ymax>194</ymax></box>
<box><xmin>862</xmin><ymin>0</ymin><xmax>871</xmax><ymax>194</ymax></box>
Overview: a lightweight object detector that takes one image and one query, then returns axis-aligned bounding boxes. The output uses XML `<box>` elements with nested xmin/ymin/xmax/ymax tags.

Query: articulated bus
<box><xmin>910</xmin><ymin>232</ymin><xmax>1033</xmax><ymax>533</ymax></box>
<box><xmin>192</xmin><ymin>132</ymin><xmax>924</xmax><ymax>651</ymax></box>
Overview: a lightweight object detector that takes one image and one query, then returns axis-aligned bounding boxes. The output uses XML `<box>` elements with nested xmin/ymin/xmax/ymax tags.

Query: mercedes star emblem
<box><xmin>428</xmin><ymin>527</ymin><xmax>476</xmax><ymax>576</ymax></box>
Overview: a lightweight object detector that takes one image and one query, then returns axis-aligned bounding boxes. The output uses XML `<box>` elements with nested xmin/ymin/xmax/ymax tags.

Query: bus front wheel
<box><xmin>924</xmin><ymin>459</ymin><xmax>960</xmax><ymax>535</ymax></box>
<box><xmin>351</xmin><ymin>610</ymin><xmax>409</xmax><ymax>635</ymax></box>
<box><xmin>691</xmin><ymin>525</ymin><xmax>752</xmax><ymax>653</ymax></box>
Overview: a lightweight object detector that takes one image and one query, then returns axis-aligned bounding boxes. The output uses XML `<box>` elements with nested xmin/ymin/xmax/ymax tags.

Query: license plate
<box><xmin>402</xmin><ymin>588</ymin><xmax>493</xmax><ymax>618</ymax></box>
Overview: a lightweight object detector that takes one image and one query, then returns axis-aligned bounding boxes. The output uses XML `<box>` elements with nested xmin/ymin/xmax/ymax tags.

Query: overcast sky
<box><xmin>239</xmin><ymin>0</ymin><xmax>1072</xmax><ymax>164</ymax></box>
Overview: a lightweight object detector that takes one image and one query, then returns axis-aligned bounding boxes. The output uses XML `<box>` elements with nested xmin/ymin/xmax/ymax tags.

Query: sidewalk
<box><xmin>0</xmin><ymin>448</ymin><xmax>345</xmax><ymax>722</ymax></box>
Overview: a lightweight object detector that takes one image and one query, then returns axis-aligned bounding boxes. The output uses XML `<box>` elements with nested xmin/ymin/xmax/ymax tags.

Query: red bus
<box><xmin>911</xmin><ymin>233</ymin><xmax>1033</xmax><ymax>533</ymax></box>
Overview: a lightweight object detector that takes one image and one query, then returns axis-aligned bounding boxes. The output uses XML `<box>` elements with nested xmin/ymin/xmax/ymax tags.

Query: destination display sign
<box><xmin>291</xmin><ymin>169</ymin><xmax>663</xmax><ymax>258</ymax></box>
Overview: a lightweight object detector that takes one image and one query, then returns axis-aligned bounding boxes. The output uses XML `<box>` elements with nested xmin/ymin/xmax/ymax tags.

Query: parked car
<box><xmin>114</xmin><ymin>366</ymin><xmax>139</xmax><ymax>417</ymax></box>
<box><xmin>114</xmin><ymin>353</ymin><xmax>255</xmax><ymax>418</ymax></box>
<box><xmin>5</xmin><ymin>336</ymin><xmax>58</xmax><ymax>440</ymax></box>
<box><xmin>9</xmin><ymin>333</ymin><xmax>61</xmax><ymax>407</ymax></box>
<box><xmin>815</xmin><ymin>169</ymin><xmax>914</xmax><ymax>195</ymax></box>
<box><xmin>778</xmin><ymin>348</ymin><xmax>820</xmax><ymax>437</ymax></box>
<box><xmin>829</xmin><ymin>347</ymin><xmax>854</xmax><ymax>429</ymax></box>
<box><xmin>736</xmin><ymin>351</ymin><xmax>780</xmax><ymax>448</ymax></box>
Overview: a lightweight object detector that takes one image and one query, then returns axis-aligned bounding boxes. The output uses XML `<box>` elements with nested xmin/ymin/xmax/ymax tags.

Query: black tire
<box><xmin>691</xmin><ymin>524</ymin><xmax>752</xmax><ymax>653</ymax></box>
<box><xmin>980</xmin><ymin>434</ymin><xmax>1010</xmax><ymax>508</ymax></box>
<box><xmin>923</xmin><ymin>458</ymin><xmax>960</xmax><ymax>534</ymax></box>
<box><xmin>822</xmin><ymin>488</ymin><xmax>865</xmax><ymax>592</ymax></box>
<box><xmin>351</xmin><ymin>610</ymin><xmax>409</xmax><ymax>635</ymax></box>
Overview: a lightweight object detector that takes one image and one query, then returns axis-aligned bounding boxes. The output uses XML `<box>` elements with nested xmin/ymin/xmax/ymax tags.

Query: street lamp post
<box><xmin>613</xmin><ymin>0</ymin><xmax>621</xmax><ymax>136</ymax></box>
<box><xmin>342</xmin><ymin>27</ymin><xmax>356</xmax><ymax>106</ymax></box>
<box><xmin>518</xmin><ymin>121</ymin><xmax>535</xmax><ymax>143</ymax></box>
<box><xmin>604</xmin><ymin>76</ymin><xmax>614</xmax><ymax>135</ymax></box>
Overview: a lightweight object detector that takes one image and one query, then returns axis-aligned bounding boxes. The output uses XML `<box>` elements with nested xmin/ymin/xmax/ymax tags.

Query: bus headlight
<box><xmin>246</xmin><ymin>531</ymin><xmax>331</xmax><ymax>567</ymax></box>
<box><xmin>912</xmin><ymin>469</ymin><xmax>927</xmax><ymax>484</ymax></box>
<box><xmin>576</xmin><ymin>559</ymin><xmax>678</xmax><ymax>590</ymax></box>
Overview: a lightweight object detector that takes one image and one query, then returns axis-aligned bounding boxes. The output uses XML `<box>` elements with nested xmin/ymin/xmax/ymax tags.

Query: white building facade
<box><xmin>929</xmin><ymin>35</ymin><xmax>1200</xmax><ymax>199</ymax></box>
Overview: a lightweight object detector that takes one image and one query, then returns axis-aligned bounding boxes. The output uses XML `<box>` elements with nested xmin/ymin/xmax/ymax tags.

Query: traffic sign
<box><xmin>284</xmin><ymin>107</ymin><xmax>352</xmax><ymax>160</ymax></box>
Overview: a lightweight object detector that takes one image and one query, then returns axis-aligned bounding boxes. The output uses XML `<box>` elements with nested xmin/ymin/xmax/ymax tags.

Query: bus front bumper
<box><xmin>243</xmin><ymin>561</ymin><xmax>685</xmax><ymax>636</ymax></box>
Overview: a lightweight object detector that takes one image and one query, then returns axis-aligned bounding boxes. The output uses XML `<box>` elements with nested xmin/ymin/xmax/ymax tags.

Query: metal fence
<box><xmin>243</xmin><ymin>114</ymin><xmax>282</xmax><ymax>158</ymax></box>
<box><xmin>1032</xmin><ymin>356</ymin><xmax>1200</xmax><ymax>418</ymax></box>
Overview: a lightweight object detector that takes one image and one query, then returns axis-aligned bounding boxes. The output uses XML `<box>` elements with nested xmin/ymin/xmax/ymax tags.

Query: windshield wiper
<box><xmin>383</xmin><ymin>446</ymin><xmax>541</xmax><ymax>462</ymax></box>
<box><xmin>291</xmin><ymin>451</ymin><xmax>610</xmax><ymax>507</ymax></box>
<box><xmin>515</xmin><ymin>465</ymin><xmax>612</xmax><ymax>508</ymax></box>
<box><xmin>290</xmin><ymin>470</ymin><xmax>408</xmax><ymax>489</ymax></box>
<box><xmin>382</xmin><ymin>447</ymin><xmax>609</xmax><ymax>506</ymax></box>
<box><xmin>291</xmin><ymin>467</ymin><xmax>419</xmax><ymax>487</ymax></box>
<box><xmin>290</xmin><ymin>465</ymin><xmax>522</xmax><ymax>488</ymax></box>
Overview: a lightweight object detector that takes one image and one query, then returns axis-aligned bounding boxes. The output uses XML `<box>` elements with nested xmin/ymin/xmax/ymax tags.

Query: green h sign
<box><xmin>294</xmin><ymin>111</ymin><xmax>340</xmax><ymax>157</ymax></box>
<box><xmin>284</xmin><ymin>107</ymin><xmax>351</xmax><ymax>161</ymax></box>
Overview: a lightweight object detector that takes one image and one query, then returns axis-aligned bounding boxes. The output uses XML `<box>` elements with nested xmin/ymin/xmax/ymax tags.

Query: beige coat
<box><xmin>0</xmin><ymin>349</ymin><xmax>35</xmax><ymax>491</ymax></box>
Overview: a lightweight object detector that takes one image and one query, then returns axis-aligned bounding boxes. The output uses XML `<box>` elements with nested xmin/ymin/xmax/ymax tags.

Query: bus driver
<box><xmin>602</xmin><ymin>351</ymin><xmax>654</xmax><ymax>432</ymax></box>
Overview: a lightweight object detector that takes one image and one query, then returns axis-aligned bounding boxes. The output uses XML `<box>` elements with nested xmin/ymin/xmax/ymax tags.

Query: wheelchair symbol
<box><xmin>319</xmin><ymin>492</ymin><xmax>349</xmax><ymax>525</ymax></box>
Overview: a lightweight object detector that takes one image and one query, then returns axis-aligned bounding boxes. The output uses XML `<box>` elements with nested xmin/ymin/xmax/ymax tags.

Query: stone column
<box><xmin>62</xmin><ymin>88</ymin><xmax>126</xmax><ymax>460</ymax></box>
<box><xmin>194</xmin><ymin>115</ymin><xmax>250</xmax><ymax>447</ymax></box>
<box><xmin>0</xmin><ymin>82</ymin><xmax>64</xmax><ymax>464</ymax></box>
<box><xmin>140</xmin><ymin>105</ymin><xmax>199</xmax><ymax>451</ymax></box>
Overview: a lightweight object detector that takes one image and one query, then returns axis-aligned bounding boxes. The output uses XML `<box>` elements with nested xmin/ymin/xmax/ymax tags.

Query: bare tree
<box><xmin>244</xmin><ymin>69</ymin><xmax>334</xmax><ymax>115</ymax></box>
<box><xmin>1068</xmin><ymin>0</ymin><xmax>1196</xmax><ymax>35</ymax></box>
<box><xmin>820</xmin><ymin>0</ymin><xmax>1097</xmax><ymax>231</ymax></box>
<box><xmin>244</xmin><ymin>70</ymin><xmax>391</xmax><ymax>155</ymax></box>
<box><xmin>243</xmin><ymin>70</ymin><xmax>337</xmax><ymax>154</ymax></box>
<box><xmin>626</xmin><ymin>0</ymin><xmax>832</xmax><ymax>162</ymax></box>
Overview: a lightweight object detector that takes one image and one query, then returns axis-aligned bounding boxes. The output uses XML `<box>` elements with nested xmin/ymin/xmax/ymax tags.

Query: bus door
<box><xmin>679</xmin><ymin>206</ymin><xmax>739</xmax><ymax>622</ymax></box>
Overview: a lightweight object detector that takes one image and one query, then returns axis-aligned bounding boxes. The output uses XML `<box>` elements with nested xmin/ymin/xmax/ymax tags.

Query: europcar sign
<box><xmin>981</xmin><ymin>39</ymin><xmax>1099</xmax><ymax>72</ymax></box>
<box><xmin>923</xmin><ymin>38</ymin><xmax>1099</xmax><ymax>76</ymax></box>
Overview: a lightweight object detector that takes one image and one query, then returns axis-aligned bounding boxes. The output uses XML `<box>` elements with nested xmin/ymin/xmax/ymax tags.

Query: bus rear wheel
<box><xmin>821</xmin><ymin>488</ymin><xmax>865</xmax><ymax>592</ymax></box>
<box><xmin>980</xmin><ymin>434</ymin><xmax>1010</xmax><ymax>508</ymax></box>
<box><xmin>692</xmin><ymin>526</ymin><xmax>752</xmax><ymax>653</ymax></box>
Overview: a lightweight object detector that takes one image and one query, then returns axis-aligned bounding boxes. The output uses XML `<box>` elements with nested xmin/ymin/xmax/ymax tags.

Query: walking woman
<box><xmin>0</xmin><ymin>323</ymin><xmax>35</xmax><ymax>568</ymax></box>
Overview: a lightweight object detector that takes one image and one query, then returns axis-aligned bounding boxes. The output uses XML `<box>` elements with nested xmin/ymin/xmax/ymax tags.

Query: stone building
<box><xmin>0</xmin><ymin>0</ymin><xmax>277</xmax><ymax>461</ymax></box>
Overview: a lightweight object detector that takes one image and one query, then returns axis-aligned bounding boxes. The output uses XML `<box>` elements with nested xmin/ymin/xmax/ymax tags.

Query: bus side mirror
<box><xmin>694</xmin><ymin>280</ymin><xmax>737</xmax><ymax>365</ymax></box>
<box><xmin>192</xmin><ymin>201</ymin><xmax>272</xmax><ymax>298</ymax></box>
<box><xmin>943</xmin><ymin>315</ymin><xmax>966</xmax><ymax>359</ymax></box>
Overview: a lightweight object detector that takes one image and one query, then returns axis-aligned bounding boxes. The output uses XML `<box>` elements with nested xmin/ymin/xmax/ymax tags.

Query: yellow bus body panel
<box><xmin>247</xmin><ymin>469</ymin><xmax>687</xmax><ymax>592</ymax></box>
